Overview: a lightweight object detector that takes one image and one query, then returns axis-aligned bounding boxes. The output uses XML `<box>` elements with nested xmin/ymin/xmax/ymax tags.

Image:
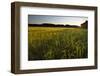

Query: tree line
<box><xmin>29</xmin><ymin>21</ymin><xmax>88</xmax><ymax>29</ymax></box>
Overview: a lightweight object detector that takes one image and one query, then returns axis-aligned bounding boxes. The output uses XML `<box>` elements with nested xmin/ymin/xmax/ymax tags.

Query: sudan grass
<box><xmin>28</xmin><ymin>27</ymin><xmax>88</xmax><ymax>60</ymax></box>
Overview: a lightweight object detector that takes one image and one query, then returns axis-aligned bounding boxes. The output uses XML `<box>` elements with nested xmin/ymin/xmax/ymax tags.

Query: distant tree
<box><xmin>81</xmin><ymin>21</ymin><xmax>88</xmax><ymax>29</ymax></box>
<box><xmin>42</xmin><ymin>23</ymin><xmax>55</xmax><ymax>27</ymax></box>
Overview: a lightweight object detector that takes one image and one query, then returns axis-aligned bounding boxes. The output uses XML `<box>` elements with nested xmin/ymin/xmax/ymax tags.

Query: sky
<box><xmin>28</xmin><ymin>15</ymin><xmax>88</xmax><ymax>26</ymax></box>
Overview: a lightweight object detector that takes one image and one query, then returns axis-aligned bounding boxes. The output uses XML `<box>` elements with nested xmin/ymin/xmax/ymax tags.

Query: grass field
<box><xmin>28</xmin><ymin>27</ymin><xmax>88</xmax><ymax>60</ymax></box>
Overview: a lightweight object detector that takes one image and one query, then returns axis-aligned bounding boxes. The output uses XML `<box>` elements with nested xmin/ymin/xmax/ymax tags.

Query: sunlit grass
<box><xmin>28</xmin><ymin>27</ymin><xmax>88</xmax><ymax>60</ymax></box>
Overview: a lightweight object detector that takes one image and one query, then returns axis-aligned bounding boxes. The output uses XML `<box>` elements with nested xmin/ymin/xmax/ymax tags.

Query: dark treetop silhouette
<box><xmin>28</xmin><ymin>20</ymin><xmax>88</xmax><ymax>29</ymax></box>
